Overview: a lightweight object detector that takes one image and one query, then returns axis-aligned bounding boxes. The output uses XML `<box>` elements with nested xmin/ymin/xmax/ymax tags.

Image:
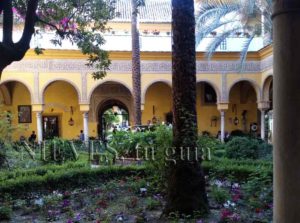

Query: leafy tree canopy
<box><xmin>0</xmin><ymin>0</ymin><xmax>116</xmax><ymax>79</ymax></box>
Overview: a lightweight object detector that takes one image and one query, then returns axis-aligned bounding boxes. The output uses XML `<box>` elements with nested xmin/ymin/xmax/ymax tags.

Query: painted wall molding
<box><xmin>5</xmin><ymin>56</ymin><xmax>272</xmax><ymax>74</ymax></box>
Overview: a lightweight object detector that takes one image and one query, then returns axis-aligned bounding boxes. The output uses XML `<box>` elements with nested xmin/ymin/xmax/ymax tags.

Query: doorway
<box><xmin>97</xmin><ymin>100</ymin><xmax>129</xmax><ymax>140</ymax></box>
<box><xmin>43</xmin><ymin>116</ymin><xmax>59</xmax><ymax>139</ymax></box>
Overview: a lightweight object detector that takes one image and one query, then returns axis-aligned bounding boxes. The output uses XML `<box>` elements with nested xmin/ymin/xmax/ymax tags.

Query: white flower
<box><xmin>232</xmin><ymin>183</ymin><xmax>240</xmax><ymax>189</ymax></box>
<box><xmin>34</xmin><ymin>198</ymin><xmax>44</xmax><ymax>206</ymax></box>
<box><xmin>223</xmin><ymin>200</ymin><xmax>236</xmax><ymax>208</ymax></box>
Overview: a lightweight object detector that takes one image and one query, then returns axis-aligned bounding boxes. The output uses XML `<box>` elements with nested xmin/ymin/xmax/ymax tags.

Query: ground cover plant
<box><xmin>0</xmin><ymin>125</ymin><xmax>273</xmax><ymax>222</ymax></box>
<box><xmin>0</xmin><ymin>164</ymin><xmax>272</xmax><ymax>222</ymax></box>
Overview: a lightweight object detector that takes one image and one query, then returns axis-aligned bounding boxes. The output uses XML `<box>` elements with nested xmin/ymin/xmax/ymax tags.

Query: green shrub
<box><xmin>146</xmin><ymin>125</ymin><xmax>172</xmax><ymax>191</ymax></box>
<box><xmin>145</xmin><ymin>197</ymin><xmax>161</xmax><ymax>210</ymax></box>
<box><xmin>0</xmin><ymin>205</ymin><xmax>12</xmax><ymax>220</ymax></box>
<box><xmin>109</xmin><ymin>130</ymin><xmax>156</xmax><ymax>158</ymax></box>
<box><xmin>257</xmin><ymin>141</ymin><xmax>273</xmax><ymax>161</ymax></box>
<box><xmin>44</xmin><ymin>138</ymin><xmax>78</xmax><ymax>164</ymax></box>
<box><xmin>224</xmin><ymin>137</ymin><xmax>272</xmax><ymax>160</ymax></box>
<box><xmin>0</xmin><ymin>165</ymin><xmax>146</xmax><ymax>196</ymax></box>
<box><xmin>0</xmin><ymin>145</ymin><xmax>7</xmax><ymax>168</ymax></box>
<box><xmin>202</xmin><ymin>158</ymin><xmax>272</xmax><ymax>181</ymax></box>
<box><xmin>124</xmin><ymin>196</ymin><xmax>139</xmax><ymax>208</ymax></box>
<box><xmin>213</xmin><ymin>149</ymin><xmax>226</xmax><ymax>158</ymax></box>
<box><xmin>229</xmin><ymin>130</ymin><xmax>248</xmax><ymax>138</ymax></box>
<box><xmin>243</xmin><ymin>169</ymin><xmax>273</xmax><ymax>210</ymax></box>
<box><xmin>211</xmin><ymin>186</ymin><xmax>230</xmax><ymax>205</ymax></box>
<box><xmin>126</xmin><ymin>177</ymin><xmax>147</xmax><ymax>193</ymax></box>
<box><xmin>225</xmin><ymin>137</ymin><xmax>259</xmax><ymax>159</ymax></box>
<box><xmin>197</xmin><ymin>136</ymin><xmax>222</xmax><ymax>160</ymax></box>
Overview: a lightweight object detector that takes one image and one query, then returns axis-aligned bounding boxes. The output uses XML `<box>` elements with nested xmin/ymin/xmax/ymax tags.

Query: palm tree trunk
<box><xmin>164</xmin><ymin>0</ymin><xmax>208</xmax><ymax>216</ymax></box>
<box><xmin>131</xmin><ymin>0</ymin><xmax>142</xmax><ymax>126</ymax></box>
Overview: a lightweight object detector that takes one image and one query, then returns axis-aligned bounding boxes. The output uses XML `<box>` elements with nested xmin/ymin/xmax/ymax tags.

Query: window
<box><xmin>220</xmin><ymin>39</ymin><xmax>227</xmax><ymax>50</ymax></box>
<box><xmin>203</xmin><ymin>83</ymin><xmax>217</xmax><ymax>104</ymax></box>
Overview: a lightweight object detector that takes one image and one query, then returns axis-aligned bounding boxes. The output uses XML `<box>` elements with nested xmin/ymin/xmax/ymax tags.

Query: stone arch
<box><xmin>40</xmin><ymin>79</ymin><xmax>81</xmax><ymax>104</ymax></box>
<box><xmin>0</xmin><ymin>79</ymin><xmax>34</xmax><ymax>103</ymax></box>
<box><xmin>0</xmin><ymin>85</ymin><xmax>12</xmax><ymax>105</ymax></box>
<box><xmin>97</xmin><ymin>98</ymin><xmax>130</xmax><ymax>139</ymax></box>
<box><xmin>88</xmin><ymin>79</ymin><xmax>133</xmax><ymax>102</ymax></box>
<box><xmin>89</xmin><ymin>81</ymin><xmax>133</xmax><ymax>123</ymax></box>
<box><xmin>197</xmin><ymin>79</ymin><xmax>221</xmax><ymax>103</ymax></box>
<box><xmin>228</xmin><ymin>78</ymin><xmax>262</xmax><ymax>101</ymax></box>
<box><xmin>262</xmin><ymin>74</ymin><xmax>273</xmax><ymax>102</ymax></box>
<box><xmin>142</xmin><ymin>80</ymin><xmax>172</xmax><ymax>104</ymax></box>
<box><xmin>95</xmin><ymin>97</ymin><xmax>132</xmax><ymax>122</ymax></box>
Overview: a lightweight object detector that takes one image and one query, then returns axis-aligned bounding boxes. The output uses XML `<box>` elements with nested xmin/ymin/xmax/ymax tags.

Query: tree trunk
<box><xmin>164</xmin><ymin>0</ymin><xmax>208</xmax><ymax>216</ymax></box>
<box><xmin>131</xmin><ymin>0</ymin><xmax>142</xmax><ymax>126</ymax></box>
<box><xmin>0</xmin><ymin>0</ymin><xmax>38</xmax><ymax>79</ymax></box>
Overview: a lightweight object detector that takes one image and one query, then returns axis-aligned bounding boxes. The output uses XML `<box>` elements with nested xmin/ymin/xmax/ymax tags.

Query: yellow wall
<box><xmin>1</xmin><ymin>83</ymin><xmax>36</xmax><ymax>140</ymax></box>
<box><xmin>196</xmin><ymin>83</ymin><xmax>220</xmax><ymax>135</ymax></box>
<box><xmin>142</xmin><ymin>82</ymin><xmax>172</xmax><ymax>124</ymax></box>
<box><xmin>43</xmin><ymin>81</ymin><xmax>81</xmax><ymax>139</ymax></box>
<box><xmin>227</xmin><ymin>82</ymin><xmax>258</xmax><ymax>133</ymax></box>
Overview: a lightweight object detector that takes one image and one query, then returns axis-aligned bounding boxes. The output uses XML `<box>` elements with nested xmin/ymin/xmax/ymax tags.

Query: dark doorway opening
<box><xmin>97</xmin><ymin>100</ymin><xmax>129</xmax><ymax>140</ymax></box>
<box><xmin>43</xmin><ymin>116</ymin><xmax>59</xmax><ymax>139</ymax></box>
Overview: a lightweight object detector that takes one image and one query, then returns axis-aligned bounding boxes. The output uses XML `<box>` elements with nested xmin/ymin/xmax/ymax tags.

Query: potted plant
<box><xmin>210</xmin><ymin>31</ymin><xmax>217</xmax><ymax>37</ymax></box>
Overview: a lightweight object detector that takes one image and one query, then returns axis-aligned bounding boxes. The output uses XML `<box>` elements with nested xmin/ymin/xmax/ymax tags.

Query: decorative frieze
<box><xmin>6</xmin><ymin>57</ymin><xmax>272</xmax><ymax>74</ymax></box>
<box><xmin>33</xmin><ymin>72</ymin><xmax>40</xmax><ymax>104</ymax></box>
<box><xmin>221</xmin><ymin>73</ymin><xmax>228</xmax><ymax>102</ymax></box>
<box><xmin>81</xmin><ymin>72</ymin><xmax>88</xmax><ymax>103</ymax></box>
<box><xmin>261</xmin><ymin>55</ymin><xmax>273</xmax><ymax>72</ymax></box>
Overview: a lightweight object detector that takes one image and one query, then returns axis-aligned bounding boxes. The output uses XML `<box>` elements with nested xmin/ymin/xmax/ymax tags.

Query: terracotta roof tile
<box><xmin>113</xmin><ymin>0</ymin><xmax>171</xmax><ymax>23</ymax></box>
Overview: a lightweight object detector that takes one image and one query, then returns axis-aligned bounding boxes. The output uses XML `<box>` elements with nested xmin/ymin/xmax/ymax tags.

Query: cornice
<box><xmin>17</xmin><ymin>46</ymin><xmax>274</xmax><ymax>74</ymax></box>
<box><xmin>258</xmin><ymin>44</ymin><xmax>273</xmax><ymax>60</ymax></box>
<box><xmin>24</xmin><ymin>49</ymin><xmax>269</xmax><ymax>61</ymax></box>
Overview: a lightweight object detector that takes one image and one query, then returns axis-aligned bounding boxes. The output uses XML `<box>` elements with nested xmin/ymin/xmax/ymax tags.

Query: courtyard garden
<box><xmin>0</xmin><ymin>126</ymin><xmax>273</xmax><ymax>222</ymax></box>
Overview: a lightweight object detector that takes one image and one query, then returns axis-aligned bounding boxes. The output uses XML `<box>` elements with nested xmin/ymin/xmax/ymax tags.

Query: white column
<box><xmin>260</xmin><ymin>110</ymin><xmax>265</xmax><ymax>140</ymax></box>
<box><xmin>273</xmin><ymin>1</ymin><xmax>300</xmax><ymax>221</ymax></box>
<box><xmin>220</xmin><ymin>110</ymin><xmax>225</xmax><ymax>142</ymax></box>
<box><xmin>261</xmin><ymin>10</ymin><xmax>265</xmax><ymax>36</ymax></box>
<box><xmin>36</xmin><ymin>112</ymin><xmax>43</xmax><ymax>144</ymax></box>
<box><xmin>83</xmin><ymin>112</ymin><xmax>89</xmax><ymax>142</ymax></box>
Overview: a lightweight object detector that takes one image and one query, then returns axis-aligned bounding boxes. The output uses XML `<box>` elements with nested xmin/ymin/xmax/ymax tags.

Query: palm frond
<box><xmin>240</xmin><ymin>0</ymin><xmax>256</xmax><ymax>15</ymax></box>
<box><xmin>196</xmin><ymin>2</ymin><xmax>239</xmax><ymax>26</ymax></box>
<box><xmin>239</xmin><ymin>33</ymin><xmax>255</xmax><ymax>71</ymax></box>
<box><xmin>205</xmin><ymin>27</ymin><xmax>242</xmax><ymax>60</ymax></box>
<box><xmin>196</xmin><ymin>19</ymin><xmax>240</xmax><ymax>46</ymax></box>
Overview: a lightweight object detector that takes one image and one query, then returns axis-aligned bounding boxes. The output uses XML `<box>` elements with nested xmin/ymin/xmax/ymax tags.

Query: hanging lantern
<box><xmin>68</xmin><ymin>118</ymin><xmax>75</xmax><ymax>126</ymax></box>
<box><xmin>233</xmin><ymin>117</ymin><xmax>239</xmax><ymax>126</ymax></box>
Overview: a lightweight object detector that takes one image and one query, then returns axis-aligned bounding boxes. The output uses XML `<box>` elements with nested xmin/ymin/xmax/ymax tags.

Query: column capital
<box><xmin>217</xmin><ymin>102</ymin><xmax>229</xmax><ymax>112</ymax></box>
<box><xmin>32</xmin><ymin>104</ymin><xmax>44</xmax><ymax>112</ymax></box>
<box><xmin>273</xmin><ymin>1</ymin><xmax>300</xmax><ymax>20</ymax></box>
<box><xmin>257</xmin><ymin>101</ymin><xmax>270</xmax><ymax>111</ymax></box>
<box><xmin>79</xmin><ymin>104</ymin><xmax>90</xmax><ymax>112</ymax></box>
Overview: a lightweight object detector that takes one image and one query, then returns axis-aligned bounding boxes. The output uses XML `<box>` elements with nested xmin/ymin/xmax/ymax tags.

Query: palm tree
<box><xmin>164</xmin><ymin>0</ymin><xmax>208</xmax><ymax>216</ymax></box>
<box><xmin>195</xmin><ymin>0</ymin><xmax>272</xmax><ymax>66</ymax></box>
<box><xmin>131</xmin><ymin>0</ymin><xmax>144</xmax><ymax>126</ymax></box>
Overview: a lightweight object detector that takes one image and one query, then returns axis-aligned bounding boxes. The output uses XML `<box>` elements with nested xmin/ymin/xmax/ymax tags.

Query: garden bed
<box><xmin>0</xmin><ymin>171</ymin><xmax>272</xmax><ymax>222</ymax></box>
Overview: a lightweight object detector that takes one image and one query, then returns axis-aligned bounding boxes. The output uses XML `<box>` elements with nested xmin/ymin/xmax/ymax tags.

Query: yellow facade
<box><xmin>0</xmin><ymin>40</ymin><xmax>273</xmax><ymax>140</ymax></box>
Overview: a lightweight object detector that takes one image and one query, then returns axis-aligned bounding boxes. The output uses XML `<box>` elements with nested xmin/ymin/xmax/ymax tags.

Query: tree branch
<box><xmin>68</xmin><ymin>0</ymin><xmax>90</xmax><ymax>21</ymax></box>
<box><xmin>16</xmin><ymin>0</ymin><xmax>39</xmax><ymax>50</ymax></box>
<box><xmin>3</xmin><ymin>0</ymin><xmax>13</xmax><ymax>44</ymax></box>
<box><xmin>36</xmin><ymin>17</ymin><xmax>65</xmax><ymax>37</ymax></box>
